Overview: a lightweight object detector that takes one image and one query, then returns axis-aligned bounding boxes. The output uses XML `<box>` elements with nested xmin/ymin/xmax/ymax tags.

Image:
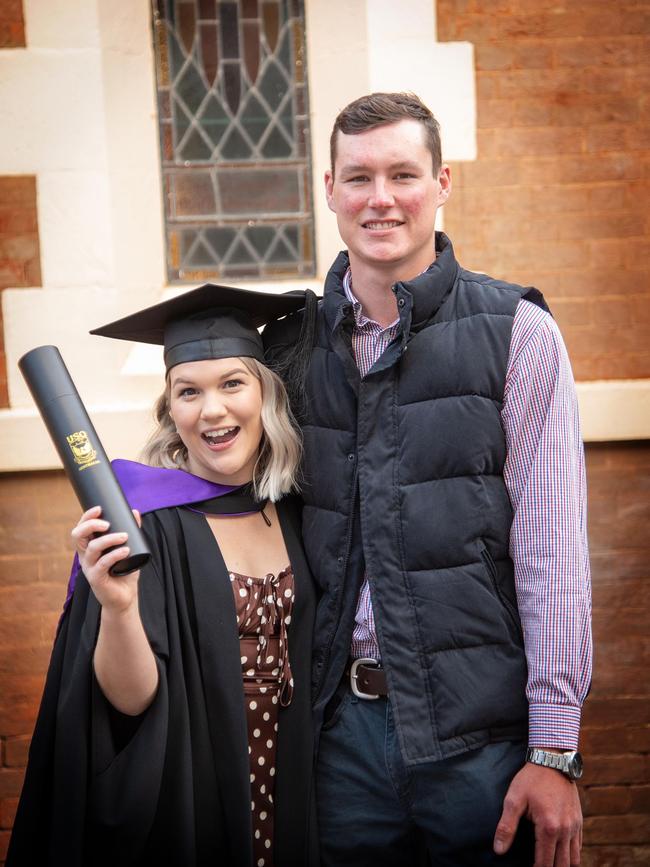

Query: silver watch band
<box><xmin>525</xmin><ymin>746</ymin><xmax>583</xmax><ymax>781</ymax></box>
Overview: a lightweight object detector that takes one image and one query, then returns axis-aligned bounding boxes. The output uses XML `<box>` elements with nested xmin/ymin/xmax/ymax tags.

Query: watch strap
<box><xmin>527</xmin><ymin>747</ymin><xmax>566</xmax><ymax>771</ymax></box>
<box><xmin>526</xmin><ymin>747</ymin><xmax>582</xmax><ymax>780</ymax></box>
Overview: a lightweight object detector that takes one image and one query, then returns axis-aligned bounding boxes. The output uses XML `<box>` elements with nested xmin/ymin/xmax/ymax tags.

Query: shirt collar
<box><xmin>342</xmin><ymin>268</ymin><xmax>400</xmax><ymax>331</ymax></box>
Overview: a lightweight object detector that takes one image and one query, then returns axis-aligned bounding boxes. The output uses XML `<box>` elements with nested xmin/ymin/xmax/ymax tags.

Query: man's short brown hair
<box><xmin>329</xmin><ymin>92</ymin><xmax>442</xmax><ymax>176</ymax></box>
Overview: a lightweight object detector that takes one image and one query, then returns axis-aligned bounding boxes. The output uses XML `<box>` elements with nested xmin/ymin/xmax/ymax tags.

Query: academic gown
<box><xmin>7</xmin><ymin>463</ymin><xmax>318</xmax><ymax>867</ymax></box>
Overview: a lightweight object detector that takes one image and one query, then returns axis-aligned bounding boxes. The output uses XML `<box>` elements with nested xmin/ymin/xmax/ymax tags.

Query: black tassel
<box><xmin>269</xmin><ymin>288</ymin><xmax>318</xmax><ymax>424</ymax></box>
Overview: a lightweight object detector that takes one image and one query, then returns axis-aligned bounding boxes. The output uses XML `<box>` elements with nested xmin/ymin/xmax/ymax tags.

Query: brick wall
<box><xmin>0</xmin><ymin>0</ymin><xmax>25</xmax><ymax>48</ymax></box>
<box><xmin>0</xmin><ymin>443</ymin><xmax>649</xmax><ymax>862</ymax></box>
<box><xmin>437</xmin><ymin>0</ymin><xmax>650</xmax><ymax>381</ymax></box>
<box><xmin>580</xmin><ymin>443</ymin><xmax>650</xmax><ymax>865</ymax></box>
<box><xmin>0</xmin><ymin>176</ymin><xmax>42</xmax><ymax>408</ymax></box>
<box><xmin>0</xmin><ymin>471</ymin><xmax>77</xmax><ymax>862</ymax></box>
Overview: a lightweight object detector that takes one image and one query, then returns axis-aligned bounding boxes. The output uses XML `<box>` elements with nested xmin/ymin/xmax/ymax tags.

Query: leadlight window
<box><xmin>152</xmin><ymin>0</ymin><xmax>315</xmax><ymax>282</ymax></box>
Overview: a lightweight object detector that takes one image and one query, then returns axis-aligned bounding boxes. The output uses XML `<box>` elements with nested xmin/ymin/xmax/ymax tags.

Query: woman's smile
<box><xmin>201</xmin><ymin>426</ymin><xmax>240</xmax><ymax>447</ymax></box>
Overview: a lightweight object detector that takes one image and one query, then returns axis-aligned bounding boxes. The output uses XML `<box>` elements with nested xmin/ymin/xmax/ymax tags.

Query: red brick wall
<box><xmin>437</xmin><ymin>0</ymin><xmax>650</xmax><ymax>381</ymax></box>
<box><xmin>0</xmin><ymin>443</ymin><xmax>649</xmax><ymax>862</ymax></box>
<box><xmin>580</xmin><ymin>443</ymin><xmax>650</xmax><ymax>864</ymax></box>
<box><xmin>0</xmin><ymin>176</ymin><xmax>42</xmax><ymax>408</ymax></box>
<box><xmin>0</xmin><ymin>471</ymin><xmax>76</xmax><ymax>862</ymax></box>
<box><xmin>0</xmin><ymin>0</ymin><xmax>25</xmax><ymax>48</ymax></box>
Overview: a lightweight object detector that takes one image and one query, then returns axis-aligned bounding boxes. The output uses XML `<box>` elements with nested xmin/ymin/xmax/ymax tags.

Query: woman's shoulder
<box><xmin>112</xmin><ymin>460</ymin><xmax>235</xmax><ymax>515</ymax></box>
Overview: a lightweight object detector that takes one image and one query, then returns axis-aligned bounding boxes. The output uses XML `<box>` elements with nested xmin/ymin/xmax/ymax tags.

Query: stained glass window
<box><xmin>152</xmin><ymin>0</ymin><xmax>315</xmax><ymax>282</ymax></box>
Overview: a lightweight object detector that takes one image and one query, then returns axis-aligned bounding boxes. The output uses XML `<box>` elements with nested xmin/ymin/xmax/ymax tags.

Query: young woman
<box><xmin>8</xmin><ymin>285</ymin><xmax>319</xmax><ymax>867</ymax></box>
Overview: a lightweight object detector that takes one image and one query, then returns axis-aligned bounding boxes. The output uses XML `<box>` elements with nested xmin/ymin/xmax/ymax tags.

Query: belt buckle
<box><xmin>350</xmin><ymin>657</ymin><xmax>381</xmax><ymax>700</ymax></box>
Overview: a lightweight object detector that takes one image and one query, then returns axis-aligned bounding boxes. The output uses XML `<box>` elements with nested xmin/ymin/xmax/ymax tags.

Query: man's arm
<box><xmin>495</xmin><ymin>299</ymin><xmax>592</xmax><ymax>866</ymax></box>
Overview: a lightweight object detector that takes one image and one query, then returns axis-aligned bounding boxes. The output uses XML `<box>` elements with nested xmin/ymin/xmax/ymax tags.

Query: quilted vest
<box><xmin>271</xmin><ymin>234</ymin><xmax>547</xmax><ymax>764</ymax></box>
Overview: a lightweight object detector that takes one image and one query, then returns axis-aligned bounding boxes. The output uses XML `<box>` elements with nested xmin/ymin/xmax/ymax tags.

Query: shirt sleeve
<box><xmin>502</xmin><ymin>299</ymin><xmax>592</xmax><ymax>750</ymax></box>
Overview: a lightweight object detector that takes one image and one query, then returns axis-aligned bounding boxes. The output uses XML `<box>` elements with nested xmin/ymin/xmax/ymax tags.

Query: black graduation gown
<box><xmin>7</xmin><ymin>496</ymin><xmax>318</xmax><ymax>867</ymax></box>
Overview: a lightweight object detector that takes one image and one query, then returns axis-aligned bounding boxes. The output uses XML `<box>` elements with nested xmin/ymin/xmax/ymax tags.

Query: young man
<box><xmin>265</xmin><ymin>92</ymin><xmax>591</xmax><ymax>867</ymax></box>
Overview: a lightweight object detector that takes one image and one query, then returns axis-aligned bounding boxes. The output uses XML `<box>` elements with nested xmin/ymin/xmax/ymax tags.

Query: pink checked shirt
<box><xmin>345</xmin><ymin>271</ymin><xmax>592</xmax><ymax>751</ymax></box>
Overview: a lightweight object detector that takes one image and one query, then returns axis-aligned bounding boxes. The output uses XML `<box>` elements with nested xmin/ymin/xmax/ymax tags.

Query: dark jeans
<box><xmin>316</xmin><ymin>690</ymin><xmax>534</xmax><ymax>867</ymax></box>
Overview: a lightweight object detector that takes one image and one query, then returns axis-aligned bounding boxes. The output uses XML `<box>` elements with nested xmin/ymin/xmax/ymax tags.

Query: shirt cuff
<box><xmin>528</xmin><ymin>703</ymin><xmax>582</xmax><ymax>750</ymax></box>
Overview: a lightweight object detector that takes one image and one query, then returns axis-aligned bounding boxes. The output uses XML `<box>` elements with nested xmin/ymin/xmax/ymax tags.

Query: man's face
<box><xmin>325</xmin><ymin>119</ymin><xmax>451</xmax><ymax>279</ymax></box>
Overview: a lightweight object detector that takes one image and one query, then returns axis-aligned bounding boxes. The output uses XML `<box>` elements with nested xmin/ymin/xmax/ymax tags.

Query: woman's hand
<box><xmin>71</xmin><ymin>505</ymin><xmax>141</xmax><ymax>614</ymax></box>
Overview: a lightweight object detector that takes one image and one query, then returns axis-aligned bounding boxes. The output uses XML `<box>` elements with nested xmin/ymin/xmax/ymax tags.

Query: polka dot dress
<box><xmin>231</xmin><ymin>566</ymin><xmax>295</xmax><ymax>867</ymax></box>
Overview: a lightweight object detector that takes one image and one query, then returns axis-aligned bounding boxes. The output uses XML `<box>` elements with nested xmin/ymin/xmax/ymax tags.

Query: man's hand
<box><xmin>493</xmin><ymin>762</ymin><xmax>583</xmax><ymax>866</ymax></box>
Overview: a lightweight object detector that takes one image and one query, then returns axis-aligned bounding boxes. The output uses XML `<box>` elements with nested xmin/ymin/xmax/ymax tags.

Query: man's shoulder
<box><xmin>458</xmin><ymin>266</ymin><xmax>525</xmax><ymax>294</ymax></box>
<box><xmin>456</xmin><ymin>267</ymin><xmax>549</xmax><ymax>314</ymax></box>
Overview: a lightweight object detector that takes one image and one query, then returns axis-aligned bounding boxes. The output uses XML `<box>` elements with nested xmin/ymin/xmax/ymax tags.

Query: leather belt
<box><xmin>348</xmin><ymin>657</ymin><xmax>388</xmax><ymax>700</ymax></box>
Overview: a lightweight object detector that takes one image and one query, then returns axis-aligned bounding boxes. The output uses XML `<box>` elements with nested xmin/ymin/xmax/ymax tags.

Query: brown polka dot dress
<box><xmin>230</xmin><ymin>566</ymin><xmax>295</xmax><ymax>867</ymax></box>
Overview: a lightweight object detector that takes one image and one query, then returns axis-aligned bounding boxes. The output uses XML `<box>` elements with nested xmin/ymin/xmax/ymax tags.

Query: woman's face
<box><xmin>168</xmin><ymin>357</ymin><xmax>264</xmax><ymax>487</ymax></box>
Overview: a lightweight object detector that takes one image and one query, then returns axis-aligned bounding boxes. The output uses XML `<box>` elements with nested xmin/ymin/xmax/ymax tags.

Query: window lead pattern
<box><xmin>153</xmin><ymin>0</ymin><xmax>314</xmax><ymax>281</ymax></box>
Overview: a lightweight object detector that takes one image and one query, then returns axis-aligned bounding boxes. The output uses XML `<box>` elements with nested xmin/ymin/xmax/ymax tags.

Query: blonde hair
<box><xmin>141</xmin><ymin>358</ymin><xmax>302</xmax><ymax>502</ymax></box>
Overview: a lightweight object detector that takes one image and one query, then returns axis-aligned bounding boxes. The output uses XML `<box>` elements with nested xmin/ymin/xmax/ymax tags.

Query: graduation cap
<box><xmin>91</xmin><ymin>283</ymin><xmax>310</xmax><ymax>372</ymax></box>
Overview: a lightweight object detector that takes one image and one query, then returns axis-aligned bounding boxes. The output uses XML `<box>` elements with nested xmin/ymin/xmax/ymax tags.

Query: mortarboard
<box><xmin>90</xmin><ymin>283</ymin><xmax>309</xmax><ymax>372</ymax></box>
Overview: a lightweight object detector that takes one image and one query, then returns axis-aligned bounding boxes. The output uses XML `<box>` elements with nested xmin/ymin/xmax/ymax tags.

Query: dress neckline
<box><xmin>228</xmin><ymin>564</ymin><xmax>292</xmax><ymax>583</ymax></box>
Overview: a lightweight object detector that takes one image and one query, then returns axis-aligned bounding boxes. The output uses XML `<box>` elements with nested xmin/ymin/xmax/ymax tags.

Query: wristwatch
<box><xmin>526</xmin><ymin>747</ymin><xmax>583</xmax><ymax>781</ymax></box>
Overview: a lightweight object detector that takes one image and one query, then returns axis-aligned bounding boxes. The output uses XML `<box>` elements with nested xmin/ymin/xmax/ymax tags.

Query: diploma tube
<box><xmin>18</xmin><ymin>345</ymin><xmax>150</xmax><ymax>576</ymax></box>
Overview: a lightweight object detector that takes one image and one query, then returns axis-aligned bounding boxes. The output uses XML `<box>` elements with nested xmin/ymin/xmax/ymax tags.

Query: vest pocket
<box><xmin>480</xmin><ymin>545</ymin><xmax>523</xmax><ymax>642</ymax></box>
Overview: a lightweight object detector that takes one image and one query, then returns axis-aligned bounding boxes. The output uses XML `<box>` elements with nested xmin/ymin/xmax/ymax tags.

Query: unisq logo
<box><xmin>66</xmin><ymin>430</ymin><xmax>100</xmax><ymax>470</ymax></box>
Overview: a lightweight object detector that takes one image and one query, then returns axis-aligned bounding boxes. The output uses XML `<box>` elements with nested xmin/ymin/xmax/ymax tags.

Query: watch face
<box><xmin>568</xmin><ymin>752</ymin><xmax>584</xmax><ymax>780</ymax></box>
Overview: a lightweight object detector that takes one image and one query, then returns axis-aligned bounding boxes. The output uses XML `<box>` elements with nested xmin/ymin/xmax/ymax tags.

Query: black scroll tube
<box><xmin>19</xmin><ymin>345</ymin><xmax>151</xmax><ymax>577</ymax></box>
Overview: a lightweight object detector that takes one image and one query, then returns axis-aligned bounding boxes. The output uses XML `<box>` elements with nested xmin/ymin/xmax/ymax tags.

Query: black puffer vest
<box><xmin>267</xmin><ymin>234</ymin><xmax>548</xmax><ymax>765</ymax></box>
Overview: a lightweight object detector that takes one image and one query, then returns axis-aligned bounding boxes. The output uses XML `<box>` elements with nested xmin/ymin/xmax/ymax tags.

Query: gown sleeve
<box><xmin>7</xmin><ymin>512</ymin><xmax>172</xmax><ymax>867</ymax></box>
<box><xmin>86</xmin><ymin>540</ymin><xmax>171</xmax><ymax>863</ymax></box>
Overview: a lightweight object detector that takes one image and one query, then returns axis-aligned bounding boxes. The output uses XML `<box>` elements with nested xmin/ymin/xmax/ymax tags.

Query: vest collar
<box><xmin>395</xmin><ymin>233</ymin><xmax>459</xmax><ymax>330</ymax></box>
<box><xmin>323</xmin><ymin>233</ymin><xmax>460</xmax><ymax>333</ymax></box>
<box><xmin>323</xmin><ymin>250</ymin><xmax>353</xmax><ymax>331</ymax></box>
